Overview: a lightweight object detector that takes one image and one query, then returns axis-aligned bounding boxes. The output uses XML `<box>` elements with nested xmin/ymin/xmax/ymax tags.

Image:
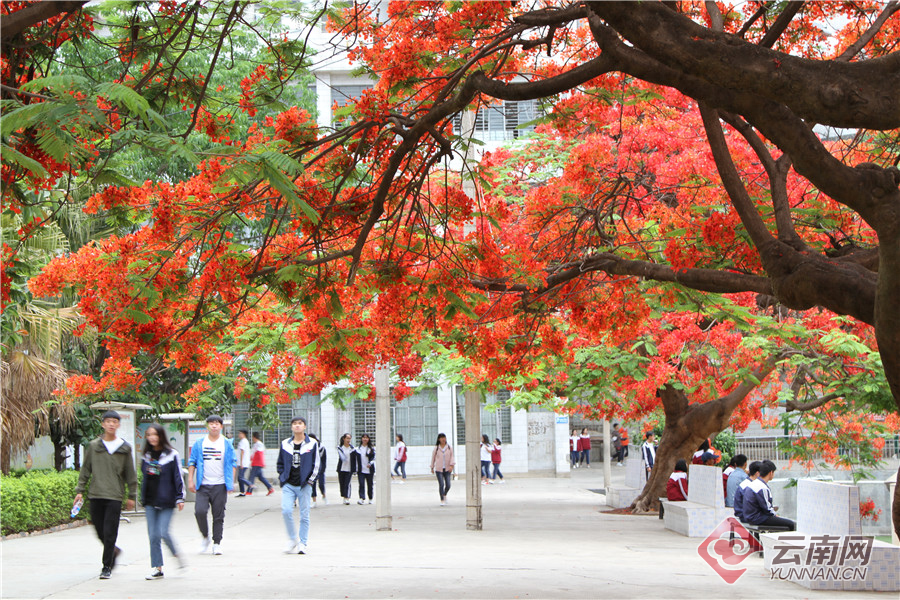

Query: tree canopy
<box><xmin>2</xmin><ymin>0</ymin><xmax>898</xmax><ymax>480</ymax></box>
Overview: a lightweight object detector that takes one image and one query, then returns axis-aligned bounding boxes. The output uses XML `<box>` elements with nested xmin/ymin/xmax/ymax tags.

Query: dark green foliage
<box><xmin>0</xmin><ymin>470</ymin><xmax>85</xmax><ymax>535</ymax></box>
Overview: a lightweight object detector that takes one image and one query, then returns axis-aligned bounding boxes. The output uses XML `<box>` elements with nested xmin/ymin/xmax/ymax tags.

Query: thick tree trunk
<box><xmin>631</xmin><ymin>358</ymin><xmax>777</xmax><ymax>513</ymax></box>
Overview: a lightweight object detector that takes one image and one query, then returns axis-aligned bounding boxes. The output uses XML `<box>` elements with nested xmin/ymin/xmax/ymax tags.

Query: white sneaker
<box><xmin>284</xmin><ymin>539</ymin><xmax>298</xmax><ymax>554</ymax></box>
<box><xmin>145</xmin><ymin>569</ymin><xmax>164</xmax><ymax>580</ymax></box>
<box><xmin>440</xmin><ymin>500</ymin><xmax>446</xmax><ymax>506</ymax></box>
<box><xmin>199</xmin><ymin>537</ymin><xmax>211</xmax><ymax>554</ymax></box>
<box><xmin>323</xmin><ymin>497</ymin><xmax>329</xmax><ymax>505</ymax></box>
<box><xmin>399</xmin><ymin>480</ymin><xmax>405</xmax><ymax>485</ymax></box>
<box><xmin>212</xmin><ymin>544</ymin><xmax>222</xmax><ymax>555</ymax></box>
<box><xmin>367</xmin><ymin>499</ymin><xmax>373</xmax><ymax>504</ymax></box>
<box><xmin>357</xmin><ymin>499</ymin><xmax>365</xmax><ymax>505</ymax></box>
<box><xmin>296</xmin><ymin>543</ymin><xmax>307</xmax><ymax>555</ymax></box>
<box><xmin>311</xmin><ymin>501</ymin><xmax>317</xmax><ymax>509</ymax></box>
<box><xmin>174</xmin><ymin>553</ymin><xmax>186</xmax><ymax>569</ymax></box>
<box><xmin>343</xmin><ymin>498</ymin><xmax>350</xmax><ymax>505</ymax></box>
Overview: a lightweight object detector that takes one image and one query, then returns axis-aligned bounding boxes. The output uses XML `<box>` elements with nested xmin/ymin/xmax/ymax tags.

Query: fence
<box><xmin>735</xmin><ymin>435</ymin><xmax>900</xmax><ymax>463</ymax></box>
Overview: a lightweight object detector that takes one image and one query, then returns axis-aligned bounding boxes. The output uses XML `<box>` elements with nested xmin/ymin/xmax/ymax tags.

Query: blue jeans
<box><xmin>581</xmin><ymin>449</ymin><xmax>590</xmax><ymax>465</ymax></box>
<box><xmin>491</xmin><ymin>463</ymin><xmax>503</xmax><ymax>480</ymax></box>
<box><xmin>281</xmin><ymin>483</ymin><xmax>312</xmax><ymax>545</ymax></box>
<box><xmin>237</xmin><ymin>467</ymin><xmax>252</xmax><ymax>493</ymax></box>
<box><xmin>570</xmin><ymin>450</ymin><xmax>580</xmax><ymax>466</ymax></box>
<box><xmin>393</xmin><ymin>461</ymin><xmax>406</xmax><ymax>479</ymax></box>
<box><xmin>247</xmin><ymin>466</ymin><xmax>272</xmax><ymax>490</ymax></box>
<box><xmin>435</xmin><ymin>470</ymin><xmax>451</xmax><ymax>499</ymax></box>
<box><xmin>481</xmin><ymin>460</ymin><xmax>491</xmax><ymax>478</ymax></box>
<box><xmin>145</xmin><ymin>506</ymin><xmax>178</xmax><ymax>569</ymax></box>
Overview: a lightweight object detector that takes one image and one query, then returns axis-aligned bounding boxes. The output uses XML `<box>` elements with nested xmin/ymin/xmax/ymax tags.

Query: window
<box><xmin>391</xmin><ymin>387</ymin><xmax>438</xmax><ymax>446</ymax></box>
<box><xmin>452</xmin><ymin>100</ymin><xmax>540</xmax><ymax>141</ymax></box>
<box><xmin>352</xmin><ymin>399</ymin><xmax>377</xmax><ymax>446</ymax></box>
<box><xmin>455</xmin><ymin>387</ymin><xmax>512</xmax><ymax>446</ymax></box>
<box><xmin>232</xmin><ymin>394</ymin><xmax>321</xmax><ymax>448</ymax></box>
<box><xmin>331</xmin><ymin>84</ymin><xmax>373</xmax><ymax>124</ymax></box>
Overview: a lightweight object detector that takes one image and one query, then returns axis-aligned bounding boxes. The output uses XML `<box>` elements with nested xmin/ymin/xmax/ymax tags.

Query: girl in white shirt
<box><xmin>336</xmin><ymin>433</ymin><xmax>354</xmax><ymax>505</ymax></box>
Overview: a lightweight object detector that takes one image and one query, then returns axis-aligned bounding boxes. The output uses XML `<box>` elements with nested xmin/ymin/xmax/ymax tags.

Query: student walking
<box><xmin>308</xmin><ymin>434</ymin><xmax>327</xmax><ymax>507</ymax></box>
<box><xmin>247</xmin><ymin>432</ymin><xmax>275</xmax><ymax>496</ymax></box>
<box><xmin>569</xmin><ymin>429</ymin><xmax>581</xmax><ymax>468</ymax></box>
<box><xmin>187</xmin><ymin>415</ymin><xmax>236</xmax><ymax>556</ymax></box>
<box><xmin>336</xmin><ymin>433</ymin><xmax>355</xmax><ymax>505</ymax></box>
<box><xmin>235</xmin><ymin>430</ymin><xmax>253</xmax><ymax>496</ymax></box>
<box><xmin>579</xmin><ymin>428</ymin><xmax>592</xmax><ymax>467</ymax></box>
<box><xmin>140</xmin><ymin>423</ymin><xmax>185</xmax><ymax>580</ymax></box>
<box><xmin>392</xmin><ymin>434</ymin><xmax>407</xmax><ymax>482</ymax></box>
<box><xmin>490</xmin><ymin>438</ymin><xmax>505</xmax><ymax>483</ymax></box>
<box><xmin>277</xmin><ymin>417</ymin><xmax>321</xmax><ymax>554</ymax></box>
<box><xmin>430</xmin><ymin>433</ymin><xmax>455</xmax><ymax>505</ymax></box>
<box><xmin>74</xmin><ymin>411</ymin><xmax>137</xmax><ymax>580</ymax></box>
<box><xmin>641</xmin><ymin>432</ymin><xmax>656</xmax><ymax>482</ymax></box>
<box><xmin>480</xmin><ymin>434</ymin><xmax>493</xmax><ymax>485</ymax></box>
<box><xmin>353</xmin><ymin>433</ymin><xmax>375</xmax><ymax>504</ymax></box>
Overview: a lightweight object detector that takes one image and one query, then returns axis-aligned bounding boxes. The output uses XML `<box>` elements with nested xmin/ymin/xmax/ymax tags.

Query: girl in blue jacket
<box><xmin>140</xmin><ymin>424</ymin><xmax>185</xmax><ymax>580</ymax></box>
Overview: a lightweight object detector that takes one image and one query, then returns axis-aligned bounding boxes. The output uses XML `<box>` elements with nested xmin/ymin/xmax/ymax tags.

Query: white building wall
<box><xmin>252</xmin><ymin>383</ymin><xmax>568</xmax><ymax>481</ymax></box>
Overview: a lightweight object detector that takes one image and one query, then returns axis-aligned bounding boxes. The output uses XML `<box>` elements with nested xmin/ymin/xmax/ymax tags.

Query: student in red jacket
<box><xmin>489</xmin><ymin>438</ymin><xmax>505</xmax><ymax>483</ymax></box>
<box><xmin>578</xmin><ymin>428</ymin><xmax>591</xmax><ymax>468</ymax></box>
<box><xmin>666</xmin><ymin>459</ymin><xmax>689</xmax><ymax>501</ymax></box>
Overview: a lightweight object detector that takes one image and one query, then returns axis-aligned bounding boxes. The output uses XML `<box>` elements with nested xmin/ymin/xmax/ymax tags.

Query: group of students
<box><xmin>666</xmin><ymin>451</ymin><xmax>795</xmax><ymax>531</ymax></box>
<box><xmin>74</xmin><ymin>412</ymin><xmax>510</xmax><ymax>580</ymax></box>
<box><xmin>74</xmin><ymin>412</ymin><xmax>324</xmax><ymax>581</ymax></box>
<box><xmin>568</xmin><ymin>428</ymin><xmax>592</xmax><ymax>468</ymax></box>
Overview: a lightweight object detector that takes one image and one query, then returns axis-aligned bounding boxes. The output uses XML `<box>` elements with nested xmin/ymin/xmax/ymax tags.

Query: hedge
<box><xmin>0</xmin><ymin>470</ymin><xmax>87</xmax><ymax>535</ymax></box>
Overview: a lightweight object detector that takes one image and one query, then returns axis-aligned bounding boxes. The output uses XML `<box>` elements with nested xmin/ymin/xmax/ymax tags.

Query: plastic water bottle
<box><xmin>70</xmin><ymin>499</ymin><xmax>83</xmax><ymax>518</ymax></box>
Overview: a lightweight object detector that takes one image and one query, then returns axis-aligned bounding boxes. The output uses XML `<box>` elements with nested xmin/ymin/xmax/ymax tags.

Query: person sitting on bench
<box><xmin>732</xmin><ymin>461</ymin><xmax>760</xmax><ymax>521</ymax></box>
<box><xmin>741</xmin><ymin>460</ymin><xmax>795</xmax><ymax>531</ymax></box>
<box><xmin>666</xmin><ymin>459</ymin><xmax>689</xmax><ymax>502</ymax></box>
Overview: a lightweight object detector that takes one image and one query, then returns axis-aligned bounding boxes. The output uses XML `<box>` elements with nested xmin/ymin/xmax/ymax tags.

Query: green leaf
<box><xmin>123</xmin><ymin>309</ymin><xmax>153</xmax><ymax>324</ymax></box>
<box><xmin>1</xmin><ymin>144</ymin><xmax>49</xmax><ymax>178</ymax></box>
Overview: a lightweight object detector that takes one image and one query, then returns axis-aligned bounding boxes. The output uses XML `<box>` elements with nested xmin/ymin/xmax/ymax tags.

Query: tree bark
<box><xmin>0</xmin><ymin>1</ymin><xmax>88</xmax><ymax>42</ymax></box>
<box><xmin>631</xmin><ymin>357</ymin><xmax>777</xmax><ymax>513</ymax></box>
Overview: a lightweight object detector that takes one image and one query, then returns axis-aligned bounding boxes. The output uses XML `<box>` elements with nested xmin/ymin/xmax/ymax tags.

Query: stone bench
<box><xmin>662</xmin><ymin>464</ymin><xmax>731</xmax><ymax>537</ymax></box>
<box><xmin>606</xmin><ymin>456</ymin><xmax>643</xmax><ymax>508</ymax></box>
<box><xmin>760</xmin><ymin>479</ymin><xmax>899</xmax><ymax>592</ymax></box>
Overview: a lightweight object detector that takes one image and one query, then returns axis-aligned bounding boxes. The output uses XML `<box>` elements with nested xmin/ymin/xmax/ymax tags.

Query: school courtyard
<box><xmin>0</xmin><ymin>466</ymin><xmax>894</xmax><ymax>600</ymax></box>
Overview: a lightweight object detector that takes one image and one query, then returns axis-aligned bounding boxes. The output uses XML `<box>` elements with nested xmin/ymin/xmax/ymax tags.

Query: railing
<box><xmin>735</xmin><ymin>435</ymin><xmax>900</xmax><ymax>463</ymax></box>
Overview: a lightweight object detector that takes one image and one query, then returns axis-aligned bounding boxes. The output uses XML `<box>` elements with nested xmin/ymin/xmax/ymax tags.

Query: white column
<box><xmin>465</xmin><ymin>389</ymin><xmax>482</xmax><ymax>530</ymax></box>
<box><xmin>374</xmin><ymin>365</ymin><xmax>392</xmax><ymax>531</ymax></box>
<box><xmin>603</xmin><ymin>419</ymin><xmax>612</xmax><ymax>492</ymax></box>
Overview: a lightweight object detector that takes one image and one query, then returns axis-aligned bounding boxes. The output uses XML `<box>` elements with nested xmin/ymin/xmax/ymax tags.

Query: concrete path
<box><xmin>1</xmin><ymin>467</ymin><xmax>892</xmax><ymax>599</ymax></box>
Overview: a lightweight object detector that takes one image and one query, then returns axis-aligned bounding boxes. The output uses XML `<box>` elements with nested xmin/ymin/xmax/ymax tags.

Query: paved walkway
<box><xmin>0</xmin><ymin>467</ymin><xmax>892</xmax><ymax>599</ymax></box>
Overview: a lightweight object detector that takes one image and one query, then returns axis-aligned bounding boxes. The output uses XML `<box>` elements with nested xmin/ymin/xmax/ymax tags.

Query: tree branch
<box><xmin>785</xmin><ymin>393</ymin><xmax>840</xmax><ymax>412</ymax></box>
<box><xmin>837</xmin><ymin>1</ymin><xmax>900</xmax><ymax>62</ymax></box>
<box><xmin>587</xmin><ymin>1</ymin><xmax>900</xmax><ymax>129</ymax></box>
<box><xmin>0</xmin><ymin>1</ymin><xmax>87</xmax><ymax>42</ymax></box>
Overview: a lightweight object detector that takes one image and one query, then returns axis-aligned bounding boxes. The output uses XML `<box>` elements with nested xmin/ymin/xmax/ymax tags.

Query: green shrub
<box><xmin>0</xmin><ymin>470</ymin><xmax>86</xmax><ymax>535</ymax></box>
<box><xmin>714</xmin><ymin>430</ymin><xmax>736</xmax><ymax>467</ymax></box>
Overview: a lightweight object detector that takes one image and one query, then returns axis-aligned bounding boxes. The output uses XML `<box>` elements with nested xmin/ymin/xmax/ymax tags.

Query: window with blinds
<box><xmin>452</xmin><ymin>99</ymin><xmax>540</xmax><ymax>141</ymax></box>
<box><xmin>454</xmin><ymin>387</ymin><xmax>512</xmax><ymax>446</ymax></box>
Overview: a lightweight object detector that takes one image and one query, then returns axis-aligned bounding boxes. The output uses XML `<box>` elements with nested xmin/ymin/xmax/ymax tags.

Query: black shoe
<box><xmin>99</xmin><ymin>567</ymin><xmax>111</xmax><ymax>580</ymax></box>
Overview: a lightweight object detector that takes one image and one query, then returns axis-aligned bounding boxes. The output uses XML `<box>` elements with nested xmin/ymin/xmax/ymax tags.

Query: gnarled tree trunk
<box><xmin>631</xmin><ymin>358</ymin><xmax>777</xmax><ymax>513</ymax></box>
